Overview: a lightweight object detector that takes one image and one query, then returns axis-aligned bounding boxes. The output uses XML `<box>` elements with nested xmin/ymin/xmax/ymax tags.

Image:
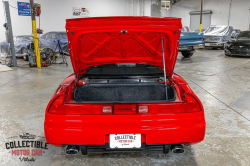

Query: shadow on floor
<box><xmin>37</xmin><ymin>145</ymin><xmax>198</xmax><ymax>166</ymax></box>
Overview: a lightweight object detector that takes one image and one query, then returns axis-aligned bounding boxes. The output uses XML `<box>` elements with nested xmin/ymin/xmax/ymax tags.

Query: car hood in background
<box><xmin>66</xmin><ymin>16</ymin><xmax>182</xmax><ymax>79</ymax></box>
<box><xmin>226</xmin><ymin>39</ymin><xmax>250</xmax><ymax>48</ymax></box>
<box><xmin>14</xmin><ymin>39</ymin><xmax>33</xmax><ymax>53</ymax></box>
<box><xmin>60</xmin><ymin>39</ymin><xmax>68</xmax><ymax>43</ymax></box>
<box><xmin>204</xmin><ymin>26</ymin><xmax>231</xmax><ymax>37</ymax></box>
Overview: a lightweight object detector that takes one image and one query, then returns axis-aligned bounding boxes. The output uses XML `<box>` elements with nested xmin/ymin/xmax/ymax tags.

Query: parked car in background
<box><xmin>0</xmin><ymin>35</ymin><xmax>33</xmax><ymax>60</ymax></box>
<box><xmin>39</xmin><ymin>31</ymin><xmax>68</xmax><ymax>55</ymax></box>
<box><xmin>179</xmin><ymin>27</ymin><xmax>204</xmax><ymax>58</ymax></box>
<box><xmin>181</xmin><ymin>26</ymin><xmax>190</xmax><ymax>32</ymax></box>
<box><xmin>44</xmin><ymin>17</ymin><xmax>205</xmax><ymax>155</ymax></box>
<box><xmin>231</xmin><ymin>29</ymin><xmax>241</xmax><ymax>38</ymax></box>
<box><xmin>225</xmin><ymin>31</ymin><xmax>250</xmax><ymax>57</ymax></box>
<box><xmin>203</xmin><ymin>25</ymin><xmax>234</xmax><ymax>49</ymax></box>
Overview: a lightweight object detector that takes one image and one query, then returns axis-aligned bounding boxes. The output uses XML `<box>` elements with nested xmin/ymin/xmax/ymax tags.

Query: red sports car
<box><xmin>44</xmin><ymin>17</ymin><xmax>205</xmax><ymax>155</ymax></box>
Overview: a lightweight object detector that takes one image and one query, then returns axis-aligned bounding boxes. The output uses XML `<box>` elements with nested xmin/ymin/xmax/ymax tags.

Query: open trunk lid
<box><xmin>66</xmin><ymin>16</ymin><xmax>182</xmax><ymax>82</ymax></box>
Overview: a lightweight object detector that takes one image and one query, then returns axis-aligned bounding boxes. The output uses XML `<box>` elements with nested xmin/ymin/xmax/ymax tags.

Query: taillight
<box><xmin>78</xmin><ymin>79</ymin><xmax>84</xmax><ymax>86</ymax></box>
<box><xmin>184</xmin><ymin>94</ymin><xmax>202</xmax><ymax>113</ymax></box>
<box><xmin>48</xmin><ymin>94</ymin><xmax>65</xmax><ymax>114</ymax></box>
<box><xmin>137</xmin><ymin>94</ymin><xmax>202</xmax><ymax>114</ymax></box>
<box><xmin>78</xmin><ymin>79</ymin><xmax>87</xmax><ymax>86</ymax></box>
<box><xmin>138</xmin><ymin>106</ymin><xmax>148</xmax><ymax>114</ymax></box>
<box><xmin>63</xmin><ymin>104</ymin><xmax>113</xmax><ymax>115</ymax></box>
<box><xmin>102</xmin><ymin>106</ymin><xmax>112</xmax><ymax>114</ymax></box>
<box><xmin>48</xmin><ymin>94</ymin><xmax>201</xmax><ymax>115</ymax></box>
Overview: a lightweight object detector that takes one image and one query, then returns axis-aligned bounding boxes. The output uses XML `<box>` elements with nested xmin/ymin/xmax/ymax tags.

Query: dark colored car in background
<box><xmin>39</xmin><ymin>31</ymin><xmax>68</xmax><ymax>55</ymax></box>
<box><xmin>204</xmin><ymin>25</ymin><xmax>234</xmax><ymax>49</ymax></box>
<box><xmin>225</xmin><ymin>31</ymin><xmax>250</xmax><ymax>57</ymax></box>
<box><xmin>0</xmin><ymin>35</ymin><xmax>33</xmax><ymax>60</ymax></box>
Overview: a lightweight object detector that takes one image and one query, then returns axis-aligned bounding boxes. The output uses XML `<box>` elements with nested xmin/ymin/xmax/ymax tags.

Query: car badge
<box><xmin>239</xmin><ymin>46</ymin><xmax>244</xmax><ymax>48</ymax></box>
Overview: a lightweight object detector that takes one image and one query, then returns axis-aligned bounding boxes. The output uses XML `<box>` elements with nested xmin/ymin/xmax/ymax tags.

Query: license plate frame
<box><xmin>109</xmin><ymin>134</ymin><xmax>141</xmax><ymax>149</ymax></box>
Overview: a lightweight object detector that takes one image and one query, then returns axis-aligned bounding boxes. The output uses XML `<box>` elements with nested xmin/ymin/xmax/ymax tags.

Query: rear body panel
<box><xmin>44</xmin><ymin>17</ymin><xmax>205</xmax><ymax>150</ymax></box>
<box><xmin>44</xmin><ymin>111</ymin><xmax>205</xmax><ymax>146</ymax></box>
<box><xmin>44</xmin><ymin>73</ymin><xmax>206</xmax><ymax>147</ymax></box>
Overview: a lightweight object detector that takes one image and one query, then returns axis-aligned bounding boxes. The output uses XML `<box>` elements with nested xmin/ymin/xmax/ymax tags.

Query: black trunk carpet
<box><xmin>74</xmin><ymin>84</ymin><xmax>175</xmax><ymax>102</ymax></box>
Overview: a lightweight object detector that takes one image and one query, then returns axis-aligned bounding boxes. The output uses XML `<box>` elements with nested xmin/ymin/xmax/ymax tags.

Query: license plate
<box><xmin>205</xmin><ymin>43</ymin><xmax>210</xmax><ymax>46</ymax></box>
<box><xmin>110</xmin><ymin>134</ymin><xmax>141</xmax><ymax>148</ymax></box>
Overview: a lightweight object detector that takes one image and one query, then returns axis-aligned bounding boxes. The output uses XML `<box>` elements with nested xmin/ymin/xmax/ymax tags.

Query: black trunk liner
<box><xmin>74</xmin><ymin>84</ymin><xmax>175</xmax><ymax>102</ymax></box>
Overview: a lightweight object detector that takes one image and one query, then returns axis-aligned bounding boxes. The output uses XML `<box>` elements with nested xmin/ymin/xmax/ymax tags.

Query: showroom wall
<box><xmin>0</xmin><ymin>0</ymin><xmax>250</xmax><ymax>42</ymax></box>
<box><xmin>150</xmin><ymin>0</ymin><xmax>250</xmax><ymax>30</ymax></box>
<box><xmin>0</xmin><ymin>0</ymin><xmax>141</xmax><ymax>42</ymax></box>
<box><xmin>168</xmin><ymin>0</ymin><xmax>250</xmax><ymax>31</ymax></box>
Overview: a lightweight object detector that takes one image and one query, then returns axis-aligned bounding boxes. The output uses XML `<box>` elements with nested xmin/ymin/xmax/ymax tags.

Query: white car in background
<box><xmin>203</xmin><ymin>25</ymin><xmax>234</xmax><ymax>49</ymax></box>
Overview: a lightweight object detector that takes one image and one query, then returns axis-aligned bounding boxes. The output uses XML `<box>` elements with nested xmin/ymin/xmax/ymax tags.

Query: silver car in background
<box><xmin>204</xmin><ymin>25</ymin><xmax>234</xmax><ymax>49</ymax></box>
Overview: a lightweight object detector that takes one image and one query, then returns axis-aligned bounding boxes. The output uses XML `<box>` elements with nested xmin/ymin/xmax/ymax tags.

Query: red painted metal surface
<box><xmin>45</xmin><ymin>111</ymin><xmax>205</xmax><ymax>146</ymax></box>
<box><xmin>44</xmin><ymin>17</ymin><xmax>205</xmax><ymax>148</ymax></box>
<box><xmin>66</xmin><ymin>16</ymin><xmax>182</xmax><ymax>83</ymax></box>
<box><xmin>44</xmin><ymin>73</ymin><xmax>205</xmax><ymax>147</ymax></box>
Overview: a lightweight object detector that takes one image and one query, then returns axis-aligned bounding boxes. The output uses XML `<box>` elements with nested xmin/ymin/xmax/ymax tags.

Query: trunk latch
<box><xmin>121</xmin><ymin>30</ymin><xmax>128</xmax><ymax>34</ymax></box>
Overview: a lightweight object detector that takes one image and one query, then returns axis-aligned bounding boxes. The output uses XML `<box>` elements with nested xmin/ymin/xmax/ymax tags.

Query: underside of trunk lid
<box><xmin>66</xmin><ymin>16</ymin><xmax>182</xmax><ymax>82</ymax></box>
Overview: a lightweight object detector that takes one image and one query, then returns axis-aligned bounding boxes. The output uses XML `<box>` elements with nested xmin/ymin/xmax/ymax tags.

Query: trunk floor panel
<box><xmin>74</xmin><ymin>84</ymin><xmax>175</xmax><ymax>102</ymax></box>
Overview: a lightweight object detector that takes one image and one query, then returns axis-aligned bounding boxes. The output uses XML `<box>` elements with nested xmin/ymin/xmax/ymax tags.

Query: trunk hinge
<box><xmin>161</xmin><ymin>38</ymin><xmax>168</xmax><ymax>101</ymax></box>
<box><xmin>75</xmin><ymin>69</ymin><xmax>82</xmax><ymax>86</ymax></box>
<box><xmin>74</xmin><ymin>73</ymin><xmax>78</xmax><ymax>87</ymax></box>
<box><xmin>171</xmin><ymin>73</ymin><xmax>174</xmax><ymax>86</ymax></box>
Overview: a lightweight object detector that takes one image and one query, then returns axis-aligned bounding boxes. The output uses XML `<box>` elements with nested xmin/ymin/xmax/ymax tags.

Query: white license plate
<box><xmin>110</xmin><ymin>134</ymin><xmax>141</xmax><ymax>148</ymax></box>
<box><xmin>205</xmin><ymin>43</ymin><xmax>210</xmax><ymax>46</ymax></box>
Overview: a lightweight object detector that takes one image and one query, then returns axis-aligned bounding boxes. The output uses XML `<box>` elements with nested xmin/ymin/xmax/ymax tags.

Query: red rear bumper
<box><xmin>44</xmin><ymin>111</ymin><xmax>205</xmax><ymax>147</ymax></box>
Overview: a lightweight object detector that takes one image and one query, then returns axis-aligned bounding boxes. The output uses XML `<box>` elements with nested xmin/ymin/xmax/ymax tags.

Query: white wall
<box><xmin>1</xmin><ymin>0</ymin><xmax>250</xmax><ymax>42</ymax></box>
<box><xmin>151</xmin><ymin>0</ymin><xmax>171</xmax><ymax>17</ymax></box>
<box><xmin>0</xmin><ymin>0</ymin><xmax>139</xmax><ymax>41</ymax></box>
<box><xmin>167</xmin><ymin>0</ymin><xmax>250</xmax><ymax>31</ymax></box>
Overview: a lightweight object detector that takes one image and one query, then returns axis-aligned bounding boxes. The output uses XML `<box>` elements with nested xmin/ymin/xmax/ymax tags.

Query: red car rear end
<box><xmin>44</xmin><ymin>17</ymin><xmax>205</xmax><ymax>155</ymax></box>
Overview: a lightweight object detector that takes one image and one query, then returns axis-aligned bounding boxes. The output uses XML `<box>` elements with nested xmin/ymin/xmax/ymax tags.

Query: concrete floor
<box><xmin>0</xmin><ymin>49</ymin><xmax>250</xmax><ymax>166</ymax></box>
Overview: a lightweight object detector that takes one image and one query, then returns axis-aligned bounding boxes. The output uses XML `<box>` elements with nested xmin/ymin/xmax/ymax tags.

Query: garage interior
<box><xmin>0</xmin><ymin>0</ymin><xmax>250</xmax><ymax>165</ymax></box>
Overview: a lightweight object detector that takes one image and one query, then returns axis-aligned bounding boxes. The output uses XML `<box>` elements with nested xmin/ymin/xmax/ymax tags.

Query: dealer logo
<box><xmin>19</xmin><ymin>133</ymin><xmax>36</xmax><ymax>139</ymax></box>
<box><xmin>5</xmin><ymin>133</ymin><xmax>49</xmax><ymax>162</ymax></box>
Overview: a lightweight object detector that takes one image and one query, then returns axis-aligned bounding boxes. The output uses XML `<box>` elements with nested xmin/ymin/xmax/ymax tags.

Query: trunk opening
<box><xmin>73</xmin><ymin>83</ymin><xmax>175</xmax><ymax>102</ymax></box>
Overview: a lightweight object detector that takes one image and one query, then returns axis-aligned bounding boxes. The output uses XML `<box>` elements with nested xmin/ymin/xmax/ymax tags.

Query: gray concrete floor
<box><xmin>0</xmin><ymin>49</ymin><xmax>250</xmax><ymax>166</ymax></box>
